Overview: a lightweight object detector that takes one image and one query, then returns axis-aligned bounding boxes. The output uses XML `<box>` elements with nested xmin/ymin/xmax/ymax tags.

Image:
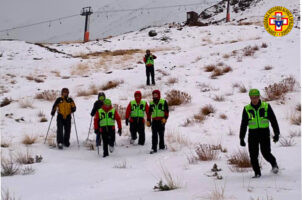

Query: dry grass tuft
<box><xmin>296</xmin><ymin>103</ymin><xmax>301</xmax><ymax>112</ymax></box>
<box><xmin>154</xmin><ymin>165</ymin><xmax>181</xmax><ymax>191</ymax></box>
<box><xmin>22</xmin><ymin>134</ymin><xmax>38</xmax><ymax>145</ymax></box>
<box><xmin>289</xmin><ymin>129</ymin><xmax>301</xmax><ymax>138</ymax></box>
<box><xmin>261</xmin><ymin>43</ymin><xmax>268</xmax><ymax>48</ymax></box>
<box><xmin>219</xmin><ymin>114</ymin><xmax>227</xmax><ymax>120</ymax></box>
<box><xmin>211</xmin><ymin>68</ymin><xmax>223</xmax><ymax>79</ymax></box>
<box><xmin>15</xmin><ymin>149</ymin><xmax>35</xmax><ymax>165</ymax></box>
<box><xmin>222</xmin><ymin>66</ymin><xmax>232</xmax><ymax>73</ymax></box>
<box><xmin>165</xmin><ymin>131</ymin><xmax>191</xmax><ymax>151</ymax></box>
<box><xmin>1</xmin><ymin>138</ymin><xmax>11</xmax><ymax>148</ymax></box>
<box><xmin>264</xmin><ymin>65</ymin><xmax>273</xmax><ymax>70</ymax></box>
<box><xmin>101</xmin><ymin>80</ymin><xmax>124</xmax><ymax>91</ymax></box>
<box><xmin>1</xmin><ymin>156</ymin><xmax>20</xmax><ymax>176</ymax></box>
<box><xmin>166</xmin><ymin>90</ymin><xmax>191</xmax><ymax>106</ymax></box>
<box><xmin>213</xmin><ymin>95</ymin><xmax>225</xmax><ymax>102</ymax></box>
<box><xmin>201</xmin><ymin>104</ymin><xmax>215</xmax><ymax>116</ymax></box>
<box><xmin>1</xmin><ymin>188</ymin><xmax>18</xmax><ymax>200</ymax></box>
<box><xmin>166</xmin><ymin>77</ymin><xmax>178</xmax><ymax>85</ymax></box>
<box><xmin>228</xmin><ymin>149</ymin><xmax>251</xmax><ymax>172</ymax></box>
<box><xmin>35</xmin><ymin>90</ymin><xmax>59</xmax><ymax>101</ymax></box>
<box><xmin>290</xmin><ymin>113</ymin><xmax>301</xmax><ymax>125</ymax></box>
<box><xmin>195</xmin><ymin>144</ymin><xmax>219</xmax><ymax>161</ymax></box>
<box><xmin>279</xmin><ymin>137</ymin><xmax>296</xmax><ymax>147</ymax></box>
<box><xmin>113</xmin><ymin>160</ymin><xmax>127</xmax><ymax>169</ymax></box>
<box><xmin>239</xmin><ymin>84</ymin><xmax>247</xmax><ymax>93</ymax></box>
<box><xmin>19</xmin><ymin>99</ymin><xmax>34</xmax><ymax>109</ymax></box>
<box><xmin>243</xmin><ymin>45</ymin><xmax>259</xmax><ymax>57</ymax></box>
<box><xmin>71</xmin><ymin>63</ymin><xmax>90</xmax><ymax>76</ymax></box>
<box><xmin>1</xmin><ymin>97</ymin><xmax>12</xmax><ymax>107</ymax></box>
<box><xmin>204</xmin><ymin>64</ymin><xmax>216</xmax><ymax>72</ymax></box>
<box><xmin>264</xmin><ymin>76</ymin><xmax>296</xmax><ymax>101</ymax></box>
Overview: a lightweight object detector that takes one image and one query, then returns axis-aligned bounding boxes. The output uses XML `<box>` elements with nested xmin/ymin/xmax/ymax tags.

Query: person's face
<box><xmin>62</xmin><ymin>91</ymin><xmax>68</xmax><ymax>98</ymax></box>
<box><xmin>146</xmin><ymin>50</ymin><xmax>150</xmax><ymax>55</ymax></box>
<box><xmin>152</xmin><ymin>93</ymin><xmax>159</xmax><ymax>99</ymax></box>
<box><xmin>135</xmin><ymin>94</ymin><xmax>141</xmax><ymax>101</ymax></box>
<box><xmin>250</xmin><ymin>96</ymin><xmax>260</xmax><ymax>105</ymax></box>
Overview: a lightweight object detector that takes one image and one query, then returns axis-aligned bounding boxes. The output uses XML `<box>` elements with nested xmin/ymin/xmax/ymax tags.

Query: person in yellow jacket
<box><xmin>51</xmin><ymin>88</ymin><xmax>76</xmax><ymax>149</ymax></box>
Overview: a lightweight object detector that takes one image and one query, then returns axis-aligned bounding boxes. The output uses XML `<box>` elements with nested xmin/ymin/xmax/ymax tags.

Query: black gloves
<box><xmin>51</xmin><ymin>110</ymin><xmax>55</xmax><ymax>116</ymax></box>
<box><xmin>125</xmin><ymin>118</ymin><xmax>129</xmax><ymax>126</ymax></box>
<box><xmin>273</xmin><ymin>135</ymin><xmax>279</xmax><ymax>143</ymax></box>
<box><xmin>118</xmin><ymin>128</ymin><xmax>122</xmax><ymax>136</ymax></box>
<box><xmin>94</xmin><ymin>129</ymin><xmax>100</xmax><ymax>135</ymax></box>
<box><xmin>240</xmin><ymin>139</ymin><xmax>246</xmax><ymax>147</ymax></box>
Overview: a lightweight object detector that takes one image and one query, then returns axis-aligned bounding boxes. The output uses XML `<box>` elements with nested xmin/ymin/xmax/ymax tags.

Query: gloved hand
<box><xmin>161</xmin><ymin>118</ymin><xmax>167</xmax><ymax>124</ymax></box>
<box><xmin>240</xmin><ymin>139</ymin><xmax>246</xmax><ymax>147</ymax></box>
<box><xmin>146</xmin><ymin>121</ymin><xmax>151</xmax><ymax>127</ymax></box>
<box><xmin>125</xmin><ymin>118</ymin><xmax>129</xmax><ymax>126</ymax></box>
<box><xmin>94</xmin><ymin>129</ymin><xmax>100</xmax><ymax>135</ymax></box>
<box><xmin>273</xmin><ymin>135</ymin><xmax>279</xmax><ymax>143</ymax></box>
<box><xmin>118</xmin><ymin>128</ymin><xmax>122</xmax><ymax>136</ymax></box>
<box><xmin>51</xmin><ymin>110</ymin><xmax>55</xmax><ymax>116</ymax></box>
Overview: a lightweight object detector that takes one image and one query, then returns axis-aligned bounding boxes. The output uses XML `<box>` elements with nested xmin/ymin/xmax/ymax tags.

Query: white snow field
<box><xmin>0</xmin><ymin>0</ymin><xmax>301</xmax><ymax>199</ymax></box>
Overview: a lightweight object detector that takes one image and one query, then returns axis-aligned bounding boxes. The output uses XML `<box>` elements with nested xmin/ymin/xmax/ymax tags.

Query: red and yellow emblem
<box><xmin>264</xmin><ymin>6</ymin><xmax>294</xmax><ymax>37</ymax></box>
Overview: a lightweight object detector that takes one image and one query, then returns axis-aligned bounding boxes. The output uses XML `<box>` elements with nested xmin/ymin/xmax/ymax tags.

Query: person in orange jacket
<box><xmin>94</xmin><ymin>99</ymin><xmax>122</xmax><ymax>157</ymax></box>
<box><xmin>125</xmin><ymin>91</ymin><xmax>150</xmax><ymax>145</ymax></box>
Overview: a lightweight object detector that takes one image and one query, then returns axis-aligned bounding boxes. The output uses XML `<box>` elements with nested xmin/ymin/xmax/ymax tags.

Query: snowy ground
<box><xmin>0</xmin><ymin>0</ymin><xmax>301</xmax><ymax>200</ymax></box>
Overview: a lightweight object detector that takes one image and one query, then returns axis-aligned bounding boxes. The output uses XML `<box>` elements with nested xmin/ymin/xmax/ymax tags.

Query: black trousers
<box><xmin>146</xmin><ymin>66</ymin><xmax>155</xmax><ymax>85</ymax></box>
<box><xmin>151</xmin><ymin>120</ymin><xmax>165</xmax><ymax>151</ymax></box>
<box><xmin>130</xmin><ymin>118</ymin><xmax>145</xmax><ymax>145</ymax></box>
<box><xmin>248</xmin><ymin>132</ymin><xmax>277</xmax><ymax>174</ymax></box>
<box><xmin>101</xmin><ymin>127</ymin><xmax>115</xmax><ymax>156</ymax></box>
<box><xmin>57</xmin><ymin>115</ymin><xmax>71</xmax><ymax>146</ymax></box>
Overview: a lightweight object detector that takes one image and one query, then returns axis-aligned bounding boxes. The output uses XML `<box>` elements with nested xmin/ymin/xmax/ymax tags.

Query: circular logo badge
<box><xmin>264</xmin><ymin>6</ymin><xmax>294</xmax><ymax>37</ymax></box>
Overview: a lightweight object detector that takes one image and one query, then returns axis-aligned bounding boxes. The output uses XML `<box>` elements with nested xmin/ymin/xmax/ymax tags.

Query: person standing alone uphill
<box><xmin>144</xmin><ymin>49</ymin><xmax>157</xmax><ymax>85</ymax></box>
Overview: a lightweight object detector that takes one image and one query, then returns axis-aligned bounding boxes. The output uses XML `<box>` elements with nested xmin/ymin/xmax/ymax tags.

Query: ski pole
<box><xmin>44</xmin><ymin>116</ymin><xmax>54</xmax><ymax>144</ymax></box>
<box><xmin>72</xmin><ymin>113</ymin><xmax>80</xmax><ymax>148</ymax></box>
<box><xmin>86</xmin><ymin>117</ymin><xmax>92</xmax><ymax>141</ymax></box>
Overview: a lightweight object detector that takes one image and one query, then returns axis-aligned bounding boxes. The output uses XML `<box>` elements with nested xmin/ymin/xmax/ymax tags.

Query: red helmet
<box><xmin>152</xmin><ymin>90</ymin><xmax>161</xmax><ymax>98</ymax></box>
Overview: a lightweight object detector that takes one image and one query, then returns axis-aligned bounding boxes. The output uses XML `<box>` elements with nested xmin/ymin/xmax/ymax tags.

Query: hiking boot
<box><xmin>130</xmin><ymin>139</ymin><xmax>135</xmax><ymax>144</ymax></box>
<box><xmin>109</xmin><ymin>146</ymin><xmax>114</xmax><ymax>153</ymax></box>
<box><xmin>252</xmin><ymin>173</ymin><xmax>261</xmax><ymax>178</ymax></box>
<box><xmin>150</xmin><ymin>149</ymin><xmax>157</xmax><ymax>154</ymax></box>
<box><xmin>272</xmin><ymin>165</ymin><xmax>279</xmax><ymax>174</ymax></box>
<box><xmin>58</xmin><ymin>143</ymin><xmax>63</xmax><ymax>150</ymax></box>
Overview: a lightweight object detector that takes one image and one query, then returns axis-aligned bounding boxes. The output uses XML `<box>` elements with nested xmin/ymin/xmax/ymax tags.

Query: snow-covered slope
<box><xmin>0</xmin><ymin>0</ymin><xmax>301</xmax><ymax>200</ymax></box>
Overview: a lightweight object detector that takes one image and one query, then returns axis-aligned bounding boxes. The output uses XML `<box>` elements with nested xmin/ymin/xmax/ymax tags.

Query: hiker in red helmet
<box><xmin>147</xmin><ymin>90</ymin><xmax>169</xmax><ymax>154</ymax></box>
<box><xmin>51</xmin><ymin>88</ymin><xmax>76</xmax><ymax>150</ymax></box>
<box><xmin>125</xmin><ymin>91</ymin><xmax>150</xmax><ymax>145</ymax></box>
<box><xmin>143</xmin><ymin>49</ymin><xmax>157</xmax><ymax>85</ymax></box>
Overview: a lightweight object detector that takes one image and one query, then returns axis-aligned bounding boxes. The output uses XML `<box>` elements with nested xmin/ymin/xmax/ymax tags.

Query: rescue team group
<box><xmin>49</xmin><ymin>50</ymin><xmax>280</xmax><ymax>178</ymax></box>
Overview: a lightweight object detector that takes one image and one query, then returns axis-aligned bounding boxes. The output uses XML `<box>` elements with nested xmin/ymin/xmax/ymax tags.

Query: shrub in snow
<box><xmin>261</xmin><ymin>42</ymin><xmax>268</xmax><ymax>48</ymax></box>
<box><xmin>21</xmin><ymin>166</ymin><xmax>35</xmax><ymax>175</ymax></box>
<box><xmin>1</xmin><ymin>138</ymin><xmax>11</xmax><ymax>148</ymax></box>
<box><xmin>201</xmin><ymin>104</ymin><xmax>215</xmax><ymax>116</ymax></box>
<box><xmin>22</xmin><ymin>134</ymin><xmax>38</xmax><ymax>145</ymax></box>
<box><xmin>238</xmin><ymin>84</ymin><xmax>247</xmax><ymax>93</ymax></box>
<box><xmin>264</xmin><ymin>65</ymin><xmax>273</xmax><ymax>70</ymax></box>
<box><xmin>166</xmin><ymin>77</ymin><xmax>178</xmax><ymax>85</ymax></box>
<box><xmin>279</xmin><ymin>137</ymin><xmax>296</xmax><ymax>147</ymax></box>
<box><xmin>195</xmin><ymin>144</ymin><xmax>219</xmax><ymax>161</ymax></box>
<box><xmin>15</xmin><ymin>149</ymin><xmax>35</xmax><ymax>165</ymax></box>
<box><xmin>154</xmin><ymin>165</ymin><xmax>180</xmax><ymax>191</ymax></box>
<box><xmin>101</xmin><ymin>80</ymin><xmax>124</xmax><ymax>91</ymax></box>
<box><xmin>1</xmin><ymin>156</ymin><xmax>20</xmax><ymax>177</ymax></box>
<box><xmin>213</xmin><ymin>95</ymin><xmax>225</xmax><ymax>102</ymax></box>
<box><xmin>0</xmin><ymin>97</ymin><xmax>12</xmax><ymax>107</ymax></box>
<box><xmin>35</xmin><ymin>90</ymin><xmax>59</xmax><ymax>101</ymax></box>
<box><xmin>290</xmin><ymin>113</ymin><xmax>301</xmax><ymax>126</ymax></box>
<box><xmin>296</xmin><ymin>103</ymin><xmax>301</xmax><ymax>112</ymax></box>
<box><xmin>219</xmin><ymin>114</ymin><xmax>227</xmax><ymax>120</ymax></box>
<box><xmin>113</xmin><ymin>160</ymin><xmax>127</xmax><ymax>169</ymax></box>
<box><xmin>264</xmin><ymin>76</ymin><xmax>296</xmax><ymax>101</ymax></box>
<box><xmin>1</xmin><ymin>188</ymin><xmax>18</xmax><ymax>200</ymax></box>
<box><xmin>19</xmin><ymin>99</ymin><xmax>34</xmax><ymax>109</ymax></box>
<box><xmin>227</xmin><ymin>149</ymin><xmax>251</xmax><ymax>172</ymax></box>
<box><xmin>204</xmin><ymin>64</ymin><xmax>216</xmax><ymax>72</ymax></box>
<box><xmin>165</xmin><ymin>90</ymin><xmax>191</xmax><ymax>106</ymax></box>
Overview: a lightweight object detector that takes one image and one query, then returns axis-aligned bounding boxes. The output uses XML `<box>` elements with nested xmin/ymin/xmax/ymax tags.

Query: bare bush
<box><xmin>222</xmin><ymin>54</ymin><xmax>230</xmax><ymax>59</ymax></box>
<box><xmin>1</xmin><ymin>138</ymin><xmax>11</xmax><ymax>148</ymax></box>
<box><xmin>1</xmin><ymin>156</ymin><xmax>20</xmax><ymax>176</ymax></box>
<box><xmin>211</xmin><ymin>68</ymin><xmax>223</xmax><ymax>79</ymax></box>
<box><xmin>19</xmin><ymin>99</ymin><xmax>34</xmax><ymax>108</ymax></box>
<box><xmin>15</xmin><ymin>149</ymin><xmax>35</xmax><ymax>165</ymax></box>
<box><xmin>222</xmin><ymin>66</ymin><xmax>232</xmax><ymax>73</ymax></box>
<box><xmin>228</xmin><ymin>149</ymin><xmax>251</xmax><ymax>171</ymax></box>
<box><xmin>195</xmin><ymin>144</ymin><xmax>219</xmax><ymax>161</ymax></box>
<box><xmin>261</xmin><ymin>43</ymin><xmax>268</xmax><ymax>48</ymax></box>
<box><xmin>264</xmin><ymin>76</ymin><xmax>296</xmax><ymax>101</ymax></box>
<box><xmin>296</xmin><ymin>103</ymin><xmax>301</xmax><ymax>112</ymax></box>
<box><xmin>213</xmin><ymin>95</ymin><xmax>225</xmax><ymax>102</ymax></box>
<box><xmin>21</xmin><ymin>166</ymin><xmax>35</xmax><ymax>175</ymax></box>
<box><xmin>1</xmin><ymin>97</ymin><xmax>12</xmax><ymax>107</ymax></box>
<box><xmin>239</xmin><ymin>84</ymin><xmax>247</xmax><ymax>93</ymax></box>
<box><xmin>193</xmin><ymin>112</ymin><xmax>206</xmax><ymax>123</ymax></box>
<box><xmin>279</xmin><ymin>137</ymin><xmax>296</xmax><ymax>147</ymax></box>
<box><xmin>101</xmin><ymin>80</ymin><xmax>124</xmax><ymax>91</ymax></box>
<box><xmin>154</xmin><ymin>165</ymin><xmax>181</xmax><ymax>191</ymax></box>
<box><xmin>289</xmin><ymin>130</ymin><xmax>301</xmax><ymax>138</ymax></box>
<box><xmin>219</xmin><ymin>114</ymin><xmax>227</xmax><ymax>120</ymax></box>
<box><xmin>201</xmin><ymin>104</ymin><xmax>215</xmax><ymax>116</ymax></box>
<box><xmin>186</xmin><ymin>151</ymin><xmax>198</xmax><ymax>164</ymax></box>
<box><xmin>264</xmin><ymin>65</ymin><xmax>273</xmax><ymax>70</ymax></box>
<box><xmin>113</xmin><ymin>160</ymin><xmax>127</xmax><ymax>169</ymax></box>
<box><xmin>1</xmin><ymin>188</ymin><xmax>17</xmax><ymax>200</ymax></box>
<box><xmin>166</xmin><ymin>77</ymin><xmax>178</xmax><ymax>85</ymax></box>
<box><xmin>166</xmin><ymin>90</ymin><xmax>191</xmax><ymax>106</ymax></box>
<box><xmin>290</xmin><ymin>113</ymin><xmax>301</xmax><ymax>125</ymax></box>
<box><xmin>22</xmin><ymin>134</ymin><xmax>38</xmax><ymax>145</ymax></box>
<box><xmin>243</xmin><ymin>45</ymin><xmax>258</xmax><ymax>56</ymax></box>
<box><xmin>25</xmin><ymin>75</ymin><xmax>34</xmax><ymax>81</ymax></box>
<box><xmin>35</xmin><ymin>90</ymin><xmax>59</xmax><ymax>101</ymax></box>
<box><xmin>204</xmin><ymin>64</ymin><xmax>216</xmax><ymax>72</ymax></box>
<box><xmin>34</xmin><ymin>78</ymin><xmax>44</xmax><ymax>83</ymax></box>
<box><xmin>166</xmin><ymin>131</ymin><xmax>191</xmax><ymax>151</ymax></box>
<box><xmin>206</xmin><ymin>183</ymin><xmax>226</xmax><ymax>200</ymax></box>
